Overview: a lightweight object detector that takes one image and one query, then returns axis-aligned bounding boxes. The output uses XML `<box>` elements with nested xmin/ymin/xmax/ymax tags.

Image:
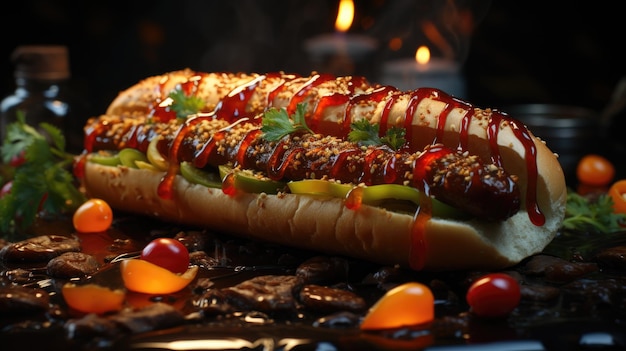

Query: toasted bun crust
<box><xmin>84</xmin><ymin>69</ymin><xmax>567</xmax><ymax>270</ymax></box>
<box><xmin>83</xmin><ymin>161</ymin><xmax>563</xmax><ymax>271</ymax></box>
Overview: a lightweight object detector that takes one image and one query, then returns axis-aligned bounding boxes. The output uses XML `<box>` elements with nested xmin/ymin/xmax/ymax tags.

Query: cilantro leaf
<box><xmin>348</xmin><ymin>119</ymin><xmax>380</xmax><ymax>146</ymax></box>
<box><xmin>380</xmin><ymin>126</ymin><xmax>407</xmax><ymax>151</ymax></box>
<box><xmin>348</xmin><ymin>120</ymin><xmax>406</xmax><ymax>150</ymax></box>
<box><xmin>261</xmin><ymin>104</ymin><xmax>312</xmax><ymax>141</ymax></box>
<box><xmin>562</xmin><ymin>189</ymin><xmax>626</xmax><ymax>233</ymax></box>
<box><xmin>1</xmin><ymin>115</ymin><xmax>40</xmax><ymax>164</ymax></box>
<box><xmin>40</xmin><ymin>122</ymin><xmax>66</xmax><ymax>152</ymax></box>
<box><xmin>0</xmin><ymin>112</ymin><xmax>86</xmax><ymax>233</ymax></box>
<box><xmin>169</xmin><ymin>88</ymin><xmax>205</xmax><ymax>119</ymax></box>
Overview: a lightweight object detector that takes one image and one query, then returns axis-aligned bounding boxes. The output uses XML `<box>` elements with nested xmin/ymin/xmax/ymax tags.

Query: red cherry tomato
<box><xmin>576</xmin><ymin>154</ymin><xmax>615</xmax><ymax>187</ymax></box>
<box><xmin>9</xmin><ymin>150</ymin><xmax>26</xmax><ymax>167</ymax></box>
<box><xmin>466</xmin><ymin>273</ymin><xmax>521</xmax><ymax>318</ymax></box>
<box><xmin>73</xmin><ymin>198</ymin><xmax>114</xmax><ymax>233</ymax></box>
<box><xmin>140</xmin><ymin>238</ymin><xmax>190</xmax><ymax>274</ymax></box>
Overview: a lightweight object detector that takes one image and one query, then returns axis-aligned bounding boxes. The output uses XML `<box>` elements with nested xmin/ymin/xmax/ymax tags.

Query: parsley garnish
<box><xmin>169</xmin><ymin>88</ymin><xmax>204</xmax><ymax>119</ymax></box>
<box><xmin>562</xmin><ymin>189</ymin><xmax>626</xmax><ymax>233</ymax></box>
<box><xmin>348</xmin><ymin>119</ymin><xmax>406</xmax><ymax>150</ymax></box>
<box><xmin>0</xmin><ymin>113</ymin><xmax>86</xmax><ymax>233</ymax></box>
<box><xmin>261</xmin><ymin>104</ymin><xmax>313</xmax><ymax>141</ymax></box>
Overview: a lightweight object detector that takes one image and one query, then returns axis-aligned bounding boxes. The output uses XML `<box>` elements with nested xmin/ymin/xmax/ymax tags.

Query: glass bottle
<box><xmin>0</xmin><ymin>45</ymin><xmax>86</xmax><ymax>154</ymax></box>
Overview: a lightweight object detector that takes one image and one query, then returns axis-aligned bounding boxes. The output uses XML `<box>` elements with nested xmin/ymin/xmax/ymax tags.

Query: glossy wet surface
<box><xmin>1</xmin><ymin>212</ymin><xmax>625</xmax><ymax>351</ymax></box>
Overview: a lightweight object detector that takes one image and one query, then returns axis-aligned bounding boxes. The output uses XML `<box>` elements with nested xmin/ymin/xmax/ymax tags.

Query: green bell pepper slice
<box><xmin>89</xmin><ymin>151</ymin><xmax>121</xmax><ymax>166</ymax></box>
<box><xmin>219</xmin><ymin>165</ymin><xmax>286</xmax><ymax>195</ymax></box>
<box><xmin>180</xmin><ymin>162</ymin><xmax>222</xmax><ymax>188</ymax></box>
<box><xmin>288</xmin><ymin>179</ymin><xmax>466</xmax><ymax>219</ymax></box>
<box><xmin>287</xmin><ymin>179</ymin><xmax>351</xmax><ymax>198</ymax></box>
<box><xmin>119</xmin><ymin>148</ymin><xmax>149</xmax><ymax>169</ymax></box>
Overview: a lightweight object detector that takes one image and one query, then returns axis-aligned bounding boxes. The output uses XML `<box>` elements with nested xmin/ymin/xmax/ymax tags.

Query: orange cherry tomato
<box><xmin>360</xmin><ymin>282</ymin><xmax>434</xmax><ymax>330</ymax></box>
<box><xmin>576</xmin><ymin>154</ymin><xmax>615</xmax><ymax>187</ymax></box>
<box><xmin>120</xmin><ymin>259</ymin><xmax>198</xmax><ymax>294</ymax></box>
<box><xmin>73</xmin><ymin>198</ymin><xmax>113</xmax><ymax>233</ymax></box>
<box><xmin>608</xmin><ymin>180</ymin><xmax>626</xmax><ymax>215</ymax></box>
<box><xmin>62</xmin><ymin>283</ymin><xmax>125</xmax><ymax>314</ymax></box>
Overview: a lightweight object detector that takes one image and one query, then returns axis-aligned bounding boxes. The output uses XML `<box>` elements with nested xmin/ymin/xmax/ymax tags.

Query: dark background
<box><xmin>1</xmin><ymin>0</ymin><xmax>624</xmax><ymax>131</ymax></box>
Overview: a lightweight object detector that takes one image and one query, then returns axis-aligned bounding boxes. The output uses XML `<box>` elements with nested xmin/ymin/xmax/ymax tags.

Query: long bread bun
<box><xmin>81</xmin><ymin>69</ymin><xmax>567</xmax><ymax>271</ymax></box>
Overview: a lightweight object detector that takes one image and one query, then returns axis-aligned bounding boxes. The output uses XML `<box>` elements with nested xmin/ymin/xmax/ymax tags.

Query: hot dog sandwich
<box><xmin>78</xmin><ymin>69</ymin><xmax>567</xmax><ymax>271</ymax></box>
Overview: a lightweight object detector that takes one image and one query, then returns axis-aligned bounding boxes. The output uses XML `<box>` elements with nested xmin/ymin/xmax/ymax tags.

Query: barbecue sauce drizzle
<box><xmin>83</xmin><ymin>71</ymin><xmax>545</xmax><ymax>271</ymax></box>
<box><xmin>215</xmin><ymin>75</ymin><xmax>266</xmax><ymax>122</ymax></box>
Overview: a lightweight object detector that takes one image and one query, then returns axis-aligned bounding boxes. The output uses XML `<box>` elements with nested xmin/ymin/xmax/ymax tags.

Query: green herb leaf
<box><xmin>261</xmin><ymin>104</ymin><xmax>312</xmax><ymax>141</ymax></box>
<box><xmin>0</xmin><ymin>112</ymin><xmax>86</xmax><ymax>233</ymax></box>
<box><xmin>169</xmin><ymin>88</ymin><xmax>205</xmax><ymax>119</ymax></box>
<box><xmin>380</xmin><ymin>126</ymin><xmax>406</xmax><ymax>150</ymax></box>
<box><xmin>1</xmin><ymin>115</ymin><xmax>40</xmax><ymax>164</ymax></box>
<box><xmin>562</xmin><ymin>189</ymin><xmax>626</xmax><ymax>233</ymax></box>
<box><xmin>348</xmin><ymin>120</ymin><xmax>406</xmax><ymax>150</ymax></box>
<box><xmin>348</xmin><ymin>119</ymin><xmax>380</xmax><ymax>146</ymax></box>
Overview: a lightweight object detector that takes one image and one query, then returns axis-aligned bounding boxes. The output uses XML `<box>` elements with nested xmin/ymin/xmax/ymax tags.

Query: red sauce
<box><xmin>157</xmin><ymin>113</ymin><xmax>213</xmax><ymax>199</ymax></box>
<box><xmin>361</xmin><ymin>148</ymin><xmax>385</xmax><ymax>185</ymax></box>
<box><xmin>124</xmin><ymin>125</ymin><xmax>139</xmax><ymax>149</ymax></box>
<box><xmin>457</xmin><ymin>105</ymin><xmax>475</xmax><ymax>150</ymax></box>
<box><xmin>486</xmin><ymin>113</ymin><xmax>503</xmax><ymax>167</ymax></box>
<box><xmin>150</xmin><ymin>75</ymin><xmax>203</xmax><ymax>123</ymax></box>
<box><xmin>266</xmin><ymin>73</ymin><xmax>299</xmax><ymax>107</ymax></box>
<box><xmin>286</xmin><ymin>74</ymin><xmax>334</xmax><ymax>116</ymax></box>
<box><xmin>435</xmin><ymin>101</ymin><xmax>454</xmax><ymax>144</ymax></box>
<box><xmin>266</xmin><ymin>141</ymin><xmax>306</xmax><ymax>181</ymax></box>
<box><xmin>266</xmin><ymin>80</ymin><xmax>287</xmax><ymax>107</ymax></box>
<box><xmin>347</xmin><ymin>75</ymin><xmax>367</xmax><ymax>90</ymax></box>
<box><xmin>398</xmin><ymin>88</ymin><xmax>544</xmax><ymax>227</ymax></box>
<box><xmin>235</xmin><ymin>129</ymin><xmax>262</xmax><ymax>167</ymax></box>
<box><xmin>383</xmin><ymin>153</ymin><xmax>399</xmax><ymax>184</ymax></box>
<box><xmin>343</xmin><ymin>86</ymin><xmax>395</xmax><ymax>138</ymax></box>
<box><xmin>215</xmin><ymin>75</ymin><xmax>266</xmax><ymax>122</ymax></box>
<box><xmin>83</xmin><ymin>123</ymin><xmax>101</xmax><ymax>153</ymax></box>
<box><xmin>345</xmin><ymin>187</ymin><xmax>364</xmax><ymax>210</ymax></box>
<box><xmin>194</xmin><ymin>130</ymin><xmax>225</xmax><ymax>169</ymax></box>
<box><xmin>311</xmin><ymin>93</ymin><xmax>349</xmax><ymax>132</ymax></box>
<box><xmin>73</xmin><ymin>153</ymin><xmax>86</xmax><ymax>179</ymax></box>
<box><xmin>329</xmin><ymin>149</ymin><xmax>361</xmax><ymax>180</ymax></box>
<box><xmin>221</xmin><ymin>172</ymin><xmax>237</xmax><ymax>196</ymax></box>
<box><xmin>411</xmin><ymin>144</ymin><xmax>452</xmax><ymax>196</ymax></box>
<box><xmin>402</xmin><ymin>89</ymin><xmax>431</xmax><ymax>149</ymax></box>
<box><xmin>409</xmin><ymin>195</ymin><xmax>432</xmax><ymax>271</ymax></box>
<box><xmin>485</xmin><ymin>111</ymin><xmax>544</xmax><ymax>225</ymax></box>
<box><xmin>378</xmin><ymin>91</ymin><xmax>401</xmax><ymax>137</ymax></box>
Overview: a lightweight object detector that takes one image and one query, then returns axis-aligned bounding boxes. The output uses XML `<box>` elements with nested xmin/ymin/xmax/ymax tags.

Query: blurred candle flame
<box><xmin>415</xmin><ymin>46</ymin><xmax>431</xmax><ymax>65</ymax></box>
<box><xmin>335</xmin><ymin>0</ymin><xmax>355</xmax><ymax>33</ymax></box>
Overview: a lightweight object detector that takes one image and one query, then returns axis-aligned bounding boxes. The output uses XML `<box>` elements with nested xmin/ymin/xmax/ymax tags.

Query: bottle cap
<box><xmin>11</xmin><ymin>45</ymin><xmax>70</xmax><ymax>80</ymax></box>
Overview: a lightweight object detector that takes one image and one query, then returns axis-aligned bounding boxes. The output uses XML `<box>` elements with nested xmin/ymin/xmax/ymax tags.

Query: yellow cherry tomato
<box><xmin>62</xmin><ymin>283</ymin><xmax>125</xmax><ymax>314</ymax></box>
<box><xmin>360</xmin><ymin>282</ymin><xmax>434</xmax><ymax>330</ymax></box>
<box><xmin>609</xmin><ymin>179</ymin><xmax>626</xmax><ymax>215</ymax></box>
<box><xmin>73</xmin><ymin>198</ymin><xmax>113</xmax><ymax>233</ymax></box>
<box><xmin>576</xmin><ymin>154</ymin><xmax>615</xmax><ymax>187</ymax></box>
<box><xmin>120</xmin><ymin>259</ymin><xmax>198</xmax><ymax>294</ymax></box>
